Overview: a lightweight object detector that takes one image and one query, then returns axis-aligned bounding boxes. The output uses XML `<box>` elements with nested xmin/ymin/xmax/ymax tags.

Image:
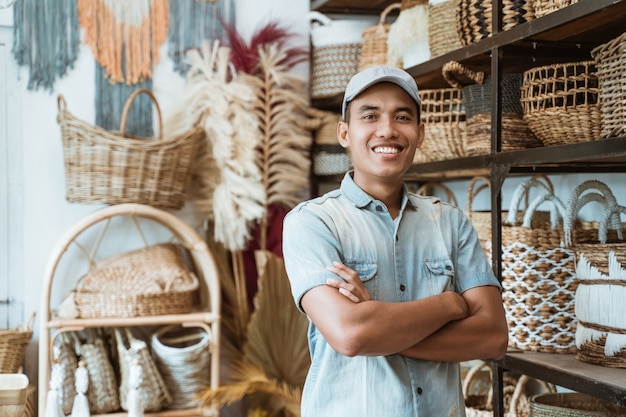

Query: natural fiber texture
<box><xmin>58</xmin><ymin>89</ymin><xmax>204</xmax><ymax>209</ymax></box>
<box><xmin>501</xmin><ymin>178</ymin><xmax>578</xmax><ymax>353</ymax></box>
<box><xmin>456</xmin><ymin>0</ymin><xmax>534</xmax><ymax>46</ymax></box>
<box><xmin>532</xmin><ymin>0</ymin><xmax>579</xmax><ymax>18</ymax></box>
<box><xmin>78</xmin><ymin>0</ymin><xmax>168</xmax><ymax>84</ymax></box>
<box><xmin>387</xmin><ymin>2</ymin><xmax>430</xmax><ymax>68</ymax></box>
<box><xmin>442</xmin><ymin>60</ymin><xmax>485</xmax><ymax>89</ymax></box>
<box><xmin>466</xmin><ymin>176</ymin><xmax>494</xmax><ymax>259</ymax></box>
<box><xmin>465</xmin><ymin>112</ymin><xmax>543</xmax><ymax>156</ymax></box>
<box><xmin>591</xmin><ymin>31</ymin><xmax>626</xmax><ymax>138</ymax></box>
<box><xmin>79</xmin><ymin>330</ymin><xmax>120</xmax><ymax>414</ymax></box>
<box><xmin>0</xmin><ymin>374</ymin><xmax>29</xmax><ymax>417</ymax></box>
<box><xmin>300</xmin><ymin>107</ymin><xmax>341</xmax><ymax>145</ymax></box>
<box><xmin>415</xmin><ymin>182</ymin><xmax>458</xmax><ymax>206</ymax></box>
<box><xmin>463</xmin><ymin>361</ymin><xmax>556</xmax><ymax>417</ymax></box>
<box><xmin>419</xmin><ymin>88</ymin><xmax>467</xmax><ymax>161</ymax></box>
<box><xmin>311</xmin><ymin>43</ymin><xmax>362</xmax><ymax>98</ymax></box>
<box><xmin>312</xmin><ymin>148</ymin><xmax>352</xmax><ymax>176</ymax></box>
<box><xmin>359</xmin><ymin>3</ymin><xmax>401</xmax><ymax>71</ymax></box>
<box><xmin>53</xmin><ymin>334</ymin><xmax>78</xmax><ymax>415</ymax></box>
<box><xmin>116</xmin><ymin>328</ymin><xmax>172</xmax><ymax>412</ymax></box>
<box><xmin>0</xmin><ymin>313</ymin><xmax>34</xmax><ymax>374</ymax></box>
<box><xmin>74</xmin><ymin>243</ymin><xmax>199</xmax><ymax>318</ymax></box>
<box><xmin>169</xmin><ymin>41</ymin><xmax>265</xmax><ymax>251</ymax></box>
<box><xmin>429</xmin><ymin>0</ymin><xmax>463</xmax><ymax>58</ymax></box>
<box><xmin>11</xmin><ymin>0</ymin><xmax>79</xmax><ymax>91</ymax></box>
<box><xmin>521</xmin><ymin>61</ymin><xmax>601</xmax><ymax>146</ymax></box>
<box><xmin>151</xmin><ymin>324</ymin><xmax>212</xmax><ymax>409</ymax></box>
<box><xmin>529</xmin><ymin>392</ymin><xmax>626</xmax><ymax>416</ymax></box>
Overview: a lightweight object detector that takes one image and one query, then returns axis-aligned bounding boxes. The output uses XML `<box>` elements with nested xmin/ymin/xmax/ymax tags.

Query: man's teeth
<box><xmin>374</xmin><ymin>146</ymin><xmax>400</xmax><ymax>154</ymax></box>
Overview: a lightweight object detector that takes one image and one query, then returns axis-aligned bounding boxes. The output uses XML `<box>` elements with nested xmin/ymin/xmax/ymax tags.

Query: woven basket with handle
<box><xmin>501</xmin><ymin>177</ymin><xmax>578</xmax><ymax>353</ymax></box>
<box><xmin>359</xmin><ymin>3</ymin><xmax>401</xmax><ymax>71</ymax></box>
<box><xmin>0</xmin><ymin>313</ymin><xmax>35</xmax><ymax>373</ymax></box>
<box><xmin>419</xmin><ymin>87</ymin><xmax>467</xmax><ymax>161</ymax></box>
<box><xmin>57</xmin><ymin>89</ymin><xmax>204</xmax><ymax>209</ymax></box>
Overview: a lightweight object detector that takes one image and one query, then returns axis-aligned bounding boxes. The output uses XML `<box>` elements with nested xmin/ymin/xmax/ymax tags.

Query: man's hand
<box><xmin>325</xmin><ymin>261</ymin><xmax>371</xmax><ymax>303</ymax></box>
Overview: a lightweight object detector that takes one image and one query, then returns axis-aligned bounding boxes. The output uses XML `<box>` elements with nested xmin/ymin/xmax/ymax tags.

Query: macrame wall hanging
<box><xmin>11</xmin><ymin>0</ymin><xmax>80</xmax><ymax>91</ymax></box>
<box><xmin>167</xmin><ymin>0</ymin><xmax>234</xmax><ymax>75</ymax></box>
<box><xmin>77</xmin><ymin>0</ymin><xmax>169</xmax><ymax>84</ymax></box>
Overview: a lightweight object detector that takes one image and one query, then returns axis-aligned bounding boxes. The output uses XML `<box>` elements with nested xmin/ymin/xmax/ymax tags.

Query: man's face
<box><xmin>338</xmin><ymin>82</ymin><xmax>423</xmax><ymax>185</ymax></box>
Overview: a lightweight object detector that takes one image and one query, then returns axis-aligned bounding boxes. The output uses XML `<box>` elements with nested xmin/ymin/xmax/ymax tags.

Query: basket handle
<box><xmin>563</xmin><ymin>179</ymin><xmax>622</xmax><ymax>245</ymax></box>
<box><xmin>416</xmin><ymin>182</ymin><xmax>459</xmax><ymax>206</ymax></box>
<box><xmin>505</xmin><ymin>175</ymin><xmax>554</xmax><ymax>226</ymax></box>
<box><xmin>598</xmin><ymin>204</ymin><xmax>626</xmax><ymax>244</ymax></box>
<box><xmin>442</xmin><ymin>61</ymin><xmax>485</xmax><ymax>89</ymax></box>
<box><xmin>521</xmin><ymin>191</ymin><xmax>566</xmax><ymax>230</ymax></box>
<box><xmin>379</xmin><ymin>2</ymin><xmax>401</xmax><ymax>25</ymax></box>
<box><xmin>119</xmin><ymin>88</ymin><xmax>163</xmax><ymax>140</ymax></box>
<box><xmin>307</xmin><ymin>11</ymin><xmax>332</xmax><ymax>26</ymax></box>
<box><xmin>466</xmin><ymin>176</ymin><xmax>490</xmax><ymax>215</ymax></box>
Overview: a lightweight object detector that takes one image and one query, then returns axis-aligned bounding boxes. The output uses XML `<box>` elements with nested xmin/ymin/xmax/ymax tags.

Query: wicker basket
<box><xmin>151</xmin><ymin>324</ymin><xmax>212</xmax><ymax>409</ymax></box>
<box><xmin>359</xmin><ymin>3</ymin><xmax>401</xmax><ymax>71</ymax></box>
<box><xmin>501</xmin><ymin>177</ymin><xmax>578</xmax><ymax>353</ymax></box>
<box><xmin>521</xmin><ymin>61</ymin><xmax>601</xmax><ymax>146</ymax></box>
<box><xmin>312</xmin><ymin>145</ymin><xmax>352</xmax><ymax>176</ymax></box>
<box><xmin>591</xmin><ymin>32</ymin><xmax>626</xmax><ymax>139</ymax></box>
<box><xmin>301</xmin><ymin>107</ymin><xmax>340</xmax><ymax>145</ymax></box>
<box><xmin>309</xmin><ymin>11</ymin><xmax>376</xmax><ymax>99</ymax></box>
<box><xmin>529</xmin><ymin>393</ymin><xmax>626</xmax><ymax>417</ymax></box>
<box><xmin>74</xmin><ymin>243</ymin><xmax>199</xmax><ymax>319</ymax></box>
<box><xmin>419</xmin><ymin>88</ymin><xmax>467</xmax><ymax>161</ymax></box>
<box><xmin>57</xmin><ymin>89</ymin><xmax>204</xmax><ymax>210</ymax></box>
<box><xmin>532</xmin><ymin>0</ymin><xmax>580</xmax><ymax>19</ymax></box>
<box><xmin>456</xmin><ymin>0</ymin><xmax>535</xmax><ymax>46</ymax></box>
<box><xmin>429</xmin><ymin>0</ymin><xmax>463</xmax><ymax>58</ymax></box>
<box><xmin>0</xmin><ymin>313</ymin><xmax>35</xmax><ymax>373</ymax></box>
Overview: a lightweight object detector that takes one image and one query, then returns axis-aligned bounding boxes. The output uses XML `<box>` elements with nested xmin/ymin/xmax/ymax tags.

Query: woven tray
<box><xmin>58</xmin><ymin>89</ymin><xmax>204</xmax><ymax>209</ymax></box>
<box><xmin>521</xmin><ymin>61</ymin><xmax>601</xmax><ymax>146</ymax></box>
<box><xmin>75</xmin><ymin>243</ymin><xmax>199</xmax><ymax>318</ymax></box>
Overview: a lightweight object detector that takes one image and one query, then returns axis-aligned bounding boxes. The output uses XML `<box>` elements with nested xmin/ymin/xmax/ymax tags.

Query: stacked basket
<box><xmin>419</xmin><ymin>87</ymin><xmax>467</xmax><ymax>161</ymax></box>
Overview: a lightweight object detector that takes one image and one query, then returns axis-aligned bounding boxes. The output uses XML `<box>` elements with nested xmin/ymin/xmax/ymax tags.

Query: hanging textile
<box><xmin>95</xmin><ymin>63</ymin><xmax>154</xmax><ymax>137</ymax></box>
<box><xmin>78</xmin><ymin>0</ymin><xmax>168</xmax><ymax>84</ymax></box>
<box><xmin>167</xmin><ymin>0</ymin><xmax>235</xmax><ymax>75</ymax></box>
<box><xmin>11</xmin><ymin>0</ymin><xmax>80</xmax><ymax>91</ymax></box>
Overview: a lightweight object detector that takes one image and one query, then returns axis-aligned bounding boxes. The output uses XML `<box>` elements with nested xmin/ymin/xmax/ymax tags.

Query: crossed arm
<box><xmin>301</xmin><ymin>261</ymin><xmax>508</xmax><ymax>361</ymax></box>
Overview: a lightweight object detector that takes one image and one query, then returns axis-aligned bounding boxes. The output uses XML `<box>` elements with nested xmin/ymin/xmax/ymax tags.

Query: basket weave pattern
<box><xmin>419</xmin><ymin>88</ymin><xmax>466</xmax><ymax>161</ymax></box>
<box><xmin>521</xmin><ymin>61</ymin><xmax>601</xmax><ymax>146</ymax></box>
<box><xmin>75</xmin><ymin>243</ymin><xmax>199</xmax><ymax>319</ymax></box>
<box><xmin>428</xmin><ymin>0</ymin><xmax>462</xmax><ymax>58</ymax></box>
<box><xmin>456</xmin><ymin>0</ymin><xmax>534</xmax><ymax>46</ymax></box>
<box><xmin>529</xmin><ymin>392</ymin><xmax>626</xmax><ymax>417</ymax></box>
<box><xmin>591</xmin><ymin>32</ymin><xmax>626</xmax><ymax>139</ymax></box>
<box><xmin>0</xmin><ymin>314</ymin><xmax>34</xmax><ymax>373</ymax></box>
<box><xmin>311</xmin><ymin>44</ymin><xmax>362</xmax><ymax>99</ymax></box>
<box><xmin>532</xmin><ymin>0</ymin><xmax>579</xmax><ymax>18</ymax></box>
<box><xmin>359</xmin><ymin>3</ymin><xmax>401</xmax><ymax>71</ymax></box>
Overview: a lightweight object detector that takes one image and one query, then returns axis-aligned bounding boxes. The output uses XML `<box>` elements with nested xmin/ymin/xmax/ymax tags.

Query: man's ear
<box><xmin>415</xmin><ymin>122</ymin><xmax>425</xmax><ymax>149</ymax></box>
<box><xmin>337</xmin><ymin>121</ymin><xmax>349</xmax><ymax>149</ymax></box>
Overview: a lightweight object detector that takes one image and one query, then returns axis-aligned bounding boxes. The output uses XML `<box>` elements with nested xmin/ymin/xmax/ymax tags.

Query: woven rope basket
<box><xmin>529</xmin><ymin>393</ymin><xmax>626</xmax><ymax>417</ymax></box>
<box><xmin>57</xmin><ymin>89</ymin><xmax>204</xmax><ymax>209</ymax></box>
<box><xmin>532</xmin><ymin>0</ymin><xmax>579</xmax><ymax>18</ymax></box>
<box><xmin>502</xmin><ymin>177</ymin><xmax>578</xmax><ymax>353</ymax></box>
<box><xmin>151</xmin><ymin>324</ymin><xmax>212</xmax><ymax>409</ymax></box>
<box><xmin>521</xmin><ymin>61</ymin><xmax>601</xmax><ymax>146</ymax></box>
<box><xmin>0</xmin><ymin>313</ymin><xmax>34</xmax><ymax>374</ymax></box>
<box><xmin>429</xmin><ymin>0</ymin><xmax>463</xmax><ymax>58</ymax></box>
<box><xmin>75</xmin><ymin>243</ymin><xmax>199</xmax><ymax>319</ymax></box>
<box><xmin>419</xmin><ymin>88</ymin><xmax>467</xmax><ymax>161</ymax></box>
<box><xmin>456</xmin><ymin>0</ymin><xmax>535</xmax><ymax>46</ymax></box>
<box><xmin>591</xmin><ymin>32</ymin><xmax>626</xmax><ymax>139</ymax></box>
<box><xmin>359</xmin><ymin>3</ymin><xmax>401</xmax><ymax>71</ymax></box>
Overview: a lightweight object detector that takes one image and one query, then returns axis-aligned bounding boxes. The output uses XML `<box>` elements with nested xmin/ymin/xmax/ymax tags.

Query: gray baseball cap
<box><xmin>341</xmin><ymin>65</ymin><xmax>421</xmax><ymax>120</ymax></box>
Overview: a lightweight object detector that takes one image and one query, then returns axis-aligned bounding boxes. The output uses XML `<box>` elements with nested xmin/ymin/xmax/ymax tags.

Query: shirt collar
<box><xmin>340</xmin><ymin>171</ymin><xmax>417</xmax><ymax>211</ymax></box>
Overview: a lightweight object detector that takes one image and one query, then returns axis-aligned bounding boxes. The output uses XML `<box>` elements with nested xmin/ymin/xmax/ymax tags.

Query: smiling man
<box><xmin>282</xmin><ymin>66</ymin><xmax>508</xmax><ymax>417</ymax></box>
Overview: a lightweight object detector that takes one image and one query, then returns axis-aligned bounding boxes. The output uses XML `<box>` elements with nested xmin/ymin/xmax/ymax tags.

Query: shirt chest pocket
<box><xmin>424</xmin><ymin>258</ymin><xmax>456</xmax><ymax>294</ymax></box>
<box><xmin>344</xmin><ymin>260</ymin><xmax>379</xmax><ymax>300</ymax></box>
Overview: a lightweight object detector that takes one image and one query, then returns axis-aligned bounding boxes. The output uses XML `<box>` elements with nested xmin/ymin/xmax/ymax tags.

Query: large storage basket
<box><xmin>521</xmin><ymin>61</ymin><xmax>601</xmax><ymax>146</ymax></box>
<box><xmin>501</xmin><ymin>177</ymin><xmax>578</xmax><ymax>353</ymax></box>
<box><xmin>591</xmin><ymin>32</ymin><xmax>626</xmax><ymax>139</ymax></box>
<box><xmin>308</xmin><ymin>11</ymin><xmax>376</xmax><ymax>99</ymax></box>
<box><xmin>429</xmin><ymin>0</ymin><xmax>463</xmax><ymax>58</ymax></box>
<box><xmin>359</xmin><ymin>3</ymin><xmax>401</xmax><ymax>71</ymax></box>
<box><xmin>456</xmin><ymin>0</ymin><xmax>535</xmax><ymax>46</ymax></box>
<box><xmin>529</xmin><ymin>393</ymin><xmax>626</xmax><ymax>417</ymax></box>
<box><xmin>532</xmin><ymin>0</ymin><xmax>580</xmax><ymax>19</ymax></box>
<box><xmin>419</xmin><ymin>88</ymin><xmax>467</xmax><ymax>161</ymax></box>
<box><xmin>57</xmin><ymin>89</ymin><xmax>204</xmax><ymax>210</ymax></box>
<box><xmin>0</xmin><ymin>313</ymin><xmax>35</xmax><ymax>373</ymax></box>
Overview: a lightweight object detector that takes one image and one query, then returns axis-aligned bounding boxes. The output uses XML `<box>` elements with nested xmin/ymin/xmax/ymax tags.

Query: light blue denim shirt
<box><xmin>283</xmin><ymin>172</ymin><xmax>500</xmax><ymax>417</ymax></box>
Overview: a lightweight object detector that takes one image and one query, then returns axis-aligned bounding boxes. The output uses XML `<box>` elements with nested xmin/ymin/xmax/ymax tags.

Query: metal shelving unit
<box><xmin>310</xmin><ymin>0</ymin><xmax>626</xmax><ymax>415</ymax></box>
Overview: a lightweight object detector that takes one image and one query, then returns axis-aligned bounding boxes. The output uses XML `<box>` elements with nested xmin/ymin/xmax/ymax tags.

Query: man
<box><xmin>282</xmin><ymin>65</ymin><xmax>508</xmax><ymax>417</ymax></box>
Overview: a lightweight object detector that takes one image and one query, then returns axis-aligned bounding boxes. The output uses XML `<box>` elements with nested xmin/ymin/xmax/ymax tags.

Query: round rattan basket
<box><xmin>521</xmin><ymin>61</ymin><xmax>601</xmax><ymax>147</ymax></box>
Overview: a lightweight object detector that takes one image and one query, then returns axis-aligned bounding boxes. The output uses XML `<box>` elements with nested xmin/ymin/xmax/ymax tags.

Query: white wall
<box><xmin>0</xmin><ymin>0</ymin><xmax>309</xmax><ymax>389</ymax></box>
